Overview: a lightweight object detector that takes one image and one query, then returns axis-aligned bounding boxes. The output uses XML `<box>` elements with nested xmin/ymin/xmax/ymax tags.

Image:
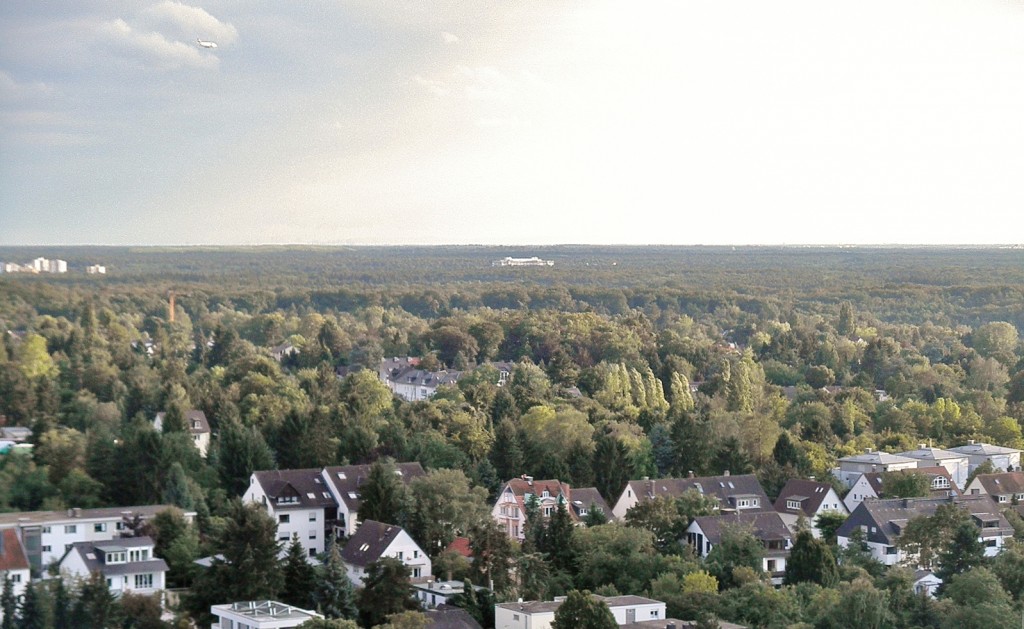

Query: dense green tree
<box><xmin>941</xmin><ymin>567</ymin><xmax>1017</xmax><ymax>629</ymax></box>
<box><xmin>704</xmin><ymin>525</ymin><xmax>764</xmax><ymax>590</ymax></box>
<box><xmin>408</xmin><ymin>468</ymin><xmax>490</xmax><ymax>555</ymax></box>
<box><xmin>72</xmin><ymin>572</ymin><xmax>123</xmax><ymax>629</ymax></box>
<box><xmin>356</xmin><ymin>557</ymin><xmax>419</xmax><ymax>628</ymax></box>
<box><xmin>1</xmin><ymin>577</ymin><xmax>16</xmax><ymax>629</ymax></box>
<box><xmin>119</xmin><ymin>592</ymin><xmax>165</xmax><ymax>629</ymax></box>
<box><xmin>936</xmin><ymin>520</ymin><xmax>986</xmax><ymax>585</ymax></box>
<box><xmin>881</xmin><ymin>469</ymin><xmax>931</xmax><ymax>498</ymax></box>
<box><xmin>313</xmin><ymin>541</ymin><xmax>357</xmax><ymax>620</ymax></box>
<box><xmin>18</xmin><ymin>581</ymin><xmax>50</xmax><ymax>629</ymax></box>
<box><xmin>551</xmin><ymin>590</ymin><xmax>617</xmax><ymax>629</ymax></box>
<box><xmin>280</xmin><ymin>537</ymin><xmax>317</xmax><ymax>611</ymax></box>
<box><xmin>784</xmin><ymin>529</ymin><xmax>839</xmax><ymax>587</ymax></box>
<box><xmin>359</xmin><ymin>458</ymin><xmax>410</xmax><ymax>527</ymax></box>
<box><xmin>216</xmin><ymin>417</ymin><xmax>276</xmax><ymax>495</ymax></box>
<box><xmin>541</xmin><ymin>501</ymin><xmax>577</xmax><ymax>573</ymax></box>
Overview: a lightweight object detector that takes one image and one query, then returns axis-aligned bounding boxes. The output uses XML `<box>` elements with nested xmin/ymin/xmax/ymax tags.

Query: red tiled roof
<box><xmin>446</xmin><ymin>536</ymin><xmax>473</xmax><ymax>558</ymax></box>
<box><xmin>0</xmin><ymin>529</ymin><xmax>29</xmax><ymax>571</ymax></box>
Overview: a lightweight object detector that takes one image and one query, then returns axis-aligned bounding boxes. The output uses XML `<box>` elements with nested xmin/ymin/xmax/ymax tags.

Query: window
<box><xmin>886</xmin><ymin>546</ymin><xmax>898</xmax><ymax>555</ymax></box>
<box><xmin>397</xmin><ymin>551</ymin><xmax>404</xmax><ymax>560</ymax></box>
<box><xmin>513</xmin><ymin>614</ymin><xmax>520</xmax><ymax>621</ymax></box>
<box><xmin>9</xmin><ymin>574</ymin><xmax>20</xmax><ymax>583</ymax></box>
<box><xmin>413</xmin><ymin>567</ymin><xmax>421</xmax><ymax>578</ymax></box>
<box><xmin>308</xmin><ymin>530</ymin><xmax>316</xmax><ymax>540</ymax></box>
<box><xmin>786</xmin><ymin>500</ymin><xmax>801</xmax><ymax>510</ymax></box>
<box><xmin>309</xmin><ymin>513</ymin><xmax>317</xmax><ymax>522</ymax></box>
<box><xmin>116</xmin><ymin>521</ymin><xmax>125</xmax><ymax>531</ymax></box>
<box><xmin>279</xmin><ymin>514</ymin><xmax>291</xmax><ymax>523</ymax></box>
<box><xmin>309</xmin><ymin>548</ymin><xmax>317</xmax><ymax>557</ymax></box>
<box><xmin>134</xmin><ymin>573</ymin><xmax>153</xmax><ymax>589</ymax></box>
<box><xmin>41</xmin><ymin>545</ymin><xmax>51</xmax><ymax>553</ymax></box>
<box><xmin>129</xmin><ymin>549</ymin><xmax>149</xmax><ymax>562</ymax></box>
<box><xmin>106</xmin><ymin>551</ymin><xmax>126</xmax><ymax>564</ymax></box>
<box><xmin>931</xmin><ymin>477</ymin><xmax>950</xmax><ymax>490</ymax></box>
<box><xmin>1016</xmin><ymin>493</ymin><xmax>1024</xmax><ymax>501</ymax></box>
<box><xmin>94</xmin><ymin>523</ymin><xmax>107</xmax><ymax>533</ymax></box>
<box><xmin>41</xmin><ymin>526</ymin><xmax>51</xmax><ymax>534</ymax></box>
<box><xmin>413</xmin><ymin>550</ymin><xmax>419</xmax><ymax>559</ymax></box>
<box><xmin>998</xmin><ymin>495</ymin><xmax>1009</xmax><ymax>503</ymax></box>
<box><xmin>543</xmin><ymin>507</ymin><xmax>553</xmax><ymax>517</ymax></box>
<box><xmin>766</xmin><ymin>559</ymin><xmax>777</xmax><ymax>572</ymax></box>
<box><xmin>65</xmin><ymin>525</ymin><xmax>77</xmax><ymax>534</ymax></box>
<box><xmin>278</xmin><ymin>535</ymin><xmax>290</xmax><ymax>541</ymax></box>
<box><xmin>650</xmin><ymin>609</ymin><xmax>659</xmax><ymax>617</ymax></box>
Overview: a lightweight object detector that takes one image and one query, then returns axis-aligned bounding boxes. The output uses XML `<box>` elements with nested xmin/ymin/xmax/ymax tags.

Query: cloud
<box><xmin>0</xmin><ymin>70</ymin><xmax>53</xmax><ymax>101</ymax></box>
<box><xmin>441</xmin><ymin>31</ymin><xmax>459</xmax><ymax>44</ymax></box>
<box><xmin>414</xmin><ymin>74</ymin><xmax>448</xmax><ymax>97</ymax></box>
<box><xmin>97</xmin><ymin>17</ymin><xmax>217</xmax><ymax>70</ymax></box>
<box><xmin>140</xmin><ymin>1</ymin><xmax>239</xmax><ymax>45</ymax></box>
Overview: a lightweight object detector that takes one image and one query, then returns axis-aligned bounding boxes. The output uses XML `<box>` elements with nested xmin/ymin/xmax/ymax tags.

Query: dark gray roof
<box><xmin>324</xmin><ymin>463</ymin><xmax>426</xmax><ymax>511</ymax></box>
<box><xmin>0</xmin><ymin>505</ymin><xmax>188</xmax><ymax>527</ymax></box>
<box><xmin>569</xmin><ymin>487</ymin><xmax>611</xmax><ymax>518</ymax></box>
<box><xmin>64</xmin><ymin>536</ymin><xmax>168</xmax><ymax>577</ymax></box>
<box><xmin>626</xmin><ymin>474</ymin><xmax>771</xmax><ymax>512</ymax></box>
<box><xmin>836</xmin><ymin>496</ymin><xmax>1012</xmax><ymax>546</ymax></box>
<box><xmin>425</xmin><ymin>605</ymin><xmax>483</xmax><ymax>629</ymax></box>
<box><xmin>972</xmin><ymin>472</ymin><xmax>1024</xmax><ymax>497</ymax></box>
<box><xmin>773</xmin><ymin>479</ymin><xmax>835</xmax><ymax>517</ymax></box>
<box><xmin>340</xmin><ymin>520</ymin><xmax>404</xmax><ymax>567</ymax></box>
<box><xmin>253</xmin><ymin>469</ymin><xmax>338</xmax><ymax>510</ymax></box>
<box><xmin>690</xmin><ymin>512</ymin><xmax>793</xmax><ymax>546</ymax></box>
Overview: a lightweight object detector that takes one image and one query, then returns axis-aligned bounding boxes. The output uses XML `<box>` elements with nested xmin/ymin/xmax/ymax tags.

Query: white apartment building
<box><xmin>0</xmin><ymin>505</ymin><xmax>193</xmax><ymax>572</ymax></box>
<box><xmin>495</xmin><ymin>594</ymin><xmax>666</xmax><ymax>629</ymax></box>
<box><xmin>244</xmin><ymin>469</ymin><xmax>336</xmax><ymax>558</ymax></box>
<box><xmin>897</xmin><ymin>446</ymin><xmax>970</xmax><ymax>489</ymax></box>
<box><xmin>949</xmin><ymin>441</ymin><xmax>1022</xmax><ymax>474</ymax></box>
<box><xmin>59</xmin><ymin>536</ymin><xmax>167</xmax><ymax>596</ymax></box>
<box><xmin>834</xmin><ymin>450</ymin><xmax>919</xmax><ymax>488</ymax></box>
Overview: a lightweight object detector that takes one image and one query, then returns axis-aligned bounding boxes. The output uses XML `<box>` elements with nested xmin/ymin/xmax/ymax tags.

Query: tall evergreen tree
<box><xmin>18</xmin><ymin>581</ymin><xmax>49</xmax><ymax>629</ymax></box>
<box><xmin>161</xmin><ymin>462</ymin><xmax>195</xmax><ymax>510</ymax></box>
<box><xmin>72</xmin><ymin>573</ymin><xmax>123</xmax><ymax>629</ymax></box>
<box><xmin>541</xmin><ymin>501</ymin><xmax>577</xmax><ymax>573</ymax></box>
<box><xmin>359</xmin><ymin>458</ymin><xmax>409</xmax><ymax>526</ymax></box>
<box><xmin>784</xmin><ymin>529</ymin><xmax>839</xmax><ymax>587</ymax></box>
<box><xmin>936</xmin><ymin>521</ymin><xmax>986</xmax><ymax>585</ymax></box>
<box><xmin>280</xmin><ymin>536</ymin><xmax>317</xmax><ymax>611</ymax></box>
<box><xmin>217</xmin><ymin>417</ymin><xmax>276</xmax><ymax>495</ymax></box>
<box><xmin>593</xmin><ymin>436</ymin><xmax>630</xmax><ymax>503</ymax></box>
<box><xmin>312</xmin><ymin>541</ymin><xmax>357</xmax><ymax>620</ymax></box>
<box><xmin>356</xmin><ymin>557</ymin><xmax>418</xmax><ymax>628</ymax></box>
<box><xmin>0</xmin><ymin>578</ymin><xmax>15</xmax><ymax>629</ymax></box>
<box><xmin>490</xmin><ymin>420</ymin><xmax>524</xmax><ymax>481</ymax></box>
<box><xmin>52</xmin><ymin>579</ymin><xmax>71</xmax><ymax>629</ymax></box>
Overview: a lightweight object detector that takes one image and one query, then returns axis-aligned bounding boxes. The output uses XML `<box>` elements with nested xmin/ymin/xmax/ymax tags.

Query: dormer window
<box><xmin>542</xmin><ymin>490</ymin><xmax>550</xmax><ymax>498</ymax></box>
<box><xmin>105</xmin><ymin>551</ymin><xmax>126</xmax><ymax>565</ymax></box>
<box><xmin>930</xmin><ymin>477</ymin><xmax>950</xmax><ymax>490</ymax></box>
<box><xmin>998</xmin><ymin>495</ymin><xmax>1009</xmax><ymax>503</ymax></box>
<box><xmin>786</xmin><ymin>500</ymin><xmax>801</xmax><ymax>510</ymax></box>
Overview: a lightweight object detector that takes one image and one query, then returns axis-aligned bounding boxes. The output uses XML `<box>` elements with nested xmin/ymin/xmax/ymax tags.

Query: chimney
<box><xmin>525</xmin><ymin>476</ymin><xmax>533</xmax><ymax>485</ymax></box>
<box><xmin>865</xmin><ymin>447</ymin><xmax>873</xmax><ymax>454</ymax></box>
<box><xmin>919</xmin><ymin>444</ymin><xmax>927</xmax><ymax>449</ymax></box>
<box><xmin>642</xmin><ymin>476</ymin><xmax>649</xmax><ymax>481</ymax></box>
<box><xmin>688</xmin><ymin>470</ymin><xmax>694</xmax><ymax>478</ymax></box>
<box><xmin>968</xmin><ymin>439</ymin><xmax>976</xmax><ymax>445</ymax></box>
<box><xmin>724</xmin><ymin>470</ymin><xmax>730</xmax><ymax>476</ymax></box>
<box><xmin>73</xmin><ymin>508</ymin><xmax>81</xmax><ymax>517</ymax></box>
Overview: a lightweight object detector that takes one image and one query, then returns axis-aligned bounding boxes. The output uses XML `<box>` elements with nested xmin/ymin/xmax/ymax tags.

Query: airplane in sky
<box><xmin>197</xmin><ymin>38</ymin><xmax>218</xmax><ymax>49</ymax></box>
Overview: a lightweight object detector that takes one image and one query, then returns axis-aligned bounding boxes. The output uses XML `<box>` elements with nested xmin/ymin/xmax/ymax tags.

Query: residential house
<box><xmin>492</xmin><ymin>477</ymin><xmax>608</xmax><ymax>541</ymax></box>
<box><xmin>964</xmin><ymin>471</ymin><xmax>1024</xmax><ymax>507</ymax></box>
<box><xmin>843</xmin><ymin>467</ymin><xmax>961</xmax><ymax>513</ymax></box>
<box><xmin>0</xmin><ymin>505</ymin><xmax>193</xmax><ymax>572</ymax></box>
<box><xmin>270</xmin><ymin>342</ymin><xmax>298</xmax><ymax>362</ymax></box>
<box><xmin>611</xmin><ymin>473</ymin><xmax>771</xmax><ymax>521</ymax></box>
<box><xmin>85</xmin><ymin>265</ymin><xmax>107</xmax><ymax>275</ymax></box>
<box><xmin>686</xmin><ymin>512</ymin><xmax>794</xmax><ymax>585</ymax></box>
<box><xmin>913</xmin><ymin>570</ymin><xmax>942</xmax><ymax>597</ymax></box>
<box><xmin>388</xmin><ymin>368</ymin><xmax>464</xmax><ymax>401</ymax></box>
<box><xmin>772</xmin><ymin>479</ymin><xmax>848</xmax><ymax>537</ymax></box>
<box><xmin>495</xmin><ymin>594</ymin><xmax>666</xmax><ymax>629</ymax></box>
<box><xmin>154</xmin><ymin>410</ymin><xmax>211</xmax><ymax>458</ymax></box>
<box><xmin>0</xmin><ymin>529</ymin><xmax>30</xmax><ymax>622</ymax></box>
<box><xmin>0</xmin><ymin>426</ymin><xmax>32</xmax><ymax>443</ymax></box>
<box><xmin>568</xmin><ymin>487</ymin><xmax>612</xmax><ymax>523</ymax></box>
<box><xmin>210</xmin><ymin>601</ymin><xmax>322</xmax><ymax>628</ymax></box>
<box><xmin>948</xmin><ymin>441</ymin><xmax>1022</xmax><ymax>473</ymax></box>
<box><xmin>425</xmin><ymin>605</ymin><xmax>484</xmax><ymax>629</ymax></box>
<box><xmin>834</xmin><ymin>450</ymin><xmax>919</xmax><ymax>488</ymax></box>
<box><xmin>896</xmin><ymin>446</ymin><xmax>970</xmax><ymax>489</ymax></box>
<box><xmin>58</xmin><ymin>536</ymin><xmax>167</xmax><ymax>596</ymax></box>
<box><xmin>321</xmin><ymin>462</ymin><xmax>426</xmax><ymax>536</ymax></box>
<box><xmin>244</xmin><ymin>469</ymin><xmax>339</xmax><ymax>557</ymax></box>
<box><xmin>413</xmin><ymin>579</ymin><xmax>485</xmax><ymax>609</ymax></box>
<box><xmin>836</xmin><ymin>496</ymin><xmax>1013</xmax><ymax>567</ymax></box>
<box><xmin>340</xmin><ymin>520</ymin><xmax>431</xmax><ymax>585</ymax></box>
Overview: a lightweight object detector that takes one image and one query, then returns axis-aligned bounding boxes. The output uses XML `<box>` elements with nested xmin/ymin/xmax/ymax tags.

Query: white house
<box><xmin>843</xmin><ymin>467</ymin><xmax>960</xmax><ymax>513</ymax></box>
<box><xmin>965</xmin><ymin>471</ymin><xmax>1024</xmax><ymax>507</ymax></box>
<box><xmin>913</xmin><ymin>570</ymin><xmax>942</xmax><ymax>598</ymax></box>
<box><xmin>340</xmin><ymin>520</ymin><xmax>431</xmax><ymax>585</ymax></box>
<box><xmin>154</xmin><ymin>410</ymin><xmax>211</xmax><ymax>458</ymax></box>
<box><xmin>0</xmin><ymin>505</ymin><xmax>193</xmax><ymax>572</ymax></box>
<box><xmin>772</xmin><ymin>479</ymin><xmax>847</xmax><ymax>537</ymax></box>
<box><xmin>835</xmin><ymin>450</ymin><xmax>920</xmax><ymax>488</ymax></box>
<box><xmin>897</xmin><ymin>446</ymin><xmax>970</xmax><ymax>490</ymax></box>
<box><xmin>949</xmin><ymin>441</ymin><xmax>1022</xmax><ymax>474</ymax></box>
<box><xmin>59</xmin><ymin>536</ymin><xmax>167</xmax><ymax>596</ymax></box>
<box><xmin>210</xmin><ymin>601</ymin><xmax>322</xmax><ymax>628</ymax></box>
<box><xmin>412</xmin><ymin>579</ymin><xmax>482</xmax><ymax>609</ymax></box>
<box><xmin>0</xmin><ymin>529</ymin><xmax>30</xmax><ymax>623</ymax></box>
<box><xmin>612</xmin><ymin>473</ymin><xmax>771</xmax><ymax>521</ymax></box>
<box><xmin>836</xmin><ymin>496</ymin><xmax>1013</xmax><ymax>567</ymax></box>
<box><xmin>244</xmin><ymin>469</ymin><xmax>338</xmax><ymax>558</ymax></box>
<box><xmin>495</xmin><ymin>594</ymin><xmax>666</xmax><ymax>629</ymax></box>
<box><xmin>270</xmin><ymin>342</ymin><xmax>298</xmax><ymax>362</ymax></box>
<box><xmin>86</xmin><ymin>265</ymin><xmax>107</xmax><ymax>275</ymax></box>
<box><xmin>686</xmin><ymin>512</ymin><xmax>794</xmax><ymax>585</ymax></box>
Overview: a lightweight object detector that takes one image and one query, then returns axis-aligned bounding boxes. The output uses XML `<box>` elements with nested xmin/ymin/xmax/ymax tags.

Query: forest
<box><xmin>1</xmin><ymin>245</ymin><xmax>1024</xmax><ymax>629</ymax></box>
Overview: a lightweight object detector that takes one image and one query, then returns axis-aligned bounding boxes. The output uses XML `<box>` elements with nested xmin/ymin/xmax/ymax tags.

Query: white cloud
<box><xmin>441</xmin><ymin>31</ymin><xmax>459</xmax><ymax>44</ymax></box>
<box><xmin>97</xmin><ymin>18</ymin><xmax>217</xmax><ymax>70</ymax></box>
<box><xmin>0</xmin><ymin>70</ymin><xmax>53</xmax><ymax>101</ymax></box>
<box><xmin>140</xmin><ymin>1</ymin><xmax>239</xmax><ymax>46</ymax></box>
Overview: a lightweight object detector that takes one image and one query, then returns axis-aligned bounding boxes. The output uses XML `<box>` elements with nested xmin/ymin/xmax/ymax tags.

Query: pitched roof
<box><xmin>773</xmin><ymin>479</ymin><xmax>839</xmax><ymax>517</ymax></box>
<box><xmin>625</xmin><ymin>474</ymin><xmax>771</xmax><ymax>512</ymax></box>
<box><xmin>340</xmin><ymin>520</ymin><xmax>405</xmax><ymax>567</ymax></box>
<box><xmin>323</xmin><ymin>462</ymin><xmax>426</xmax><ymax>512</ymax></box>
<box><xmin>444</xmin><ymin>537</ymin><xmax>472</xmax><ymax>559</ymax></box>
<box><xmin>690</xmin><ymin>511</ymin><xmax>793</xmax><ymax>546</ymax></box>
<box><xmin>425</xmin><ymin>605</ymin><xmax>484</xmax><ymax>629</ymax></box>
<box><xmin>64</xmin><ymin>536</ymin><xmax>168</xmax><ymax>577</ymax></box>
<box><xmin>253</xmin><ymin>468</ymin><xmax>338</xmax><ymax>510</ymax></box>
<box><xmin>836</xmin><ymin>496</ymin><xmax>1012</xmax><ymax>546</ymax></box>
<box><xmin>972</xmin><ymin>471</ymin><xmax>1024</xmax><ymax>496</ymax></box>
<box><xmin>860</xmin><ymin>467</ymin><xmax>961</xmax><ymax>500</ymax></box>
<box><xmin>0</xmin><ymin>529</ymin><xmax>29</xmax><ymax>571</ymax></box>
<box><xmin>570</xmin><ymin>487</ymin><xmax>611</xmax><ymax>518</ymax></box>
<box><xmin>154</xmin><ymin>410</ymin><xmax>210</xmax><ymax>435</ymax></box>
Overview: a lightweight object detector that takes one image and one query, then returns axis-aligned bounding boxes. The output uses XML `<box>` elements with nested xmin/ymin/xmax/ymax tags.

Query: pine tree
<box><xmin>356</xmin><ymin>557</ymin><xmax>418</xmax><ymax>628</ymax></box>
<box><xmin>312</xmin><ymin>541</ymin><xmax>357</xmax><ymax>619</ymax></box>
<box><xmin>490</xmin><ymin>420</ymin><xmax>524</xmax><ymax>481</ymax></box>
<box><xmin>161</xmin><ymin>462</ymin><xmax>195</xmax><ymax>510</ymax></box>
<box><xmin>542</xmin><ymin>501</ymin><xmax>577</xmax><ymax>573</ymax></box>
<box><xmin>0</xmin><ymin>577</ymin><xmax>16</xmax><ymax>629</ymax></box>
<box><xmin>18</xmin><ymin>581</ymin><xmax>49</xmax><ymax>629</ymax></box>
<box><xmin>358</xmin><ymin>459</ymin><xmax>409</xmax><ymax>527</ymax></box>
<box><xmin>53</xmin><ymin>579</ymin><xmax>71</xmax><ymax>629</ymax></box>
<box><xmin>280</xmin><ymin>536</ymin><xmax>317</xmax><ymax>610</ymax></box>
<box><xmin>784</xmin><ymin>529</ymin><xmax>839</xmax><ymax>587</ymax></box>
<box><xmin>936</xmin><ymin>521</ymin><xmax>986</xmax><ymax>585</ymax></box>
<box><xmin>72</xmin><ymin>573</ymin><xmax>123</xmax><ymax>629</ymax></box>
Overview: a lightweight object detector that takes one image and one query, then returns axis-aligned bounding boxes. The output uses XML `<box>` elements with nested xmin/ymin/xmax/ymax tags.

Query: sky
<box><xmin>2</xmin><ymin>0</ymin><xmax>1024</xmax><ymax>246</ymax></box>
